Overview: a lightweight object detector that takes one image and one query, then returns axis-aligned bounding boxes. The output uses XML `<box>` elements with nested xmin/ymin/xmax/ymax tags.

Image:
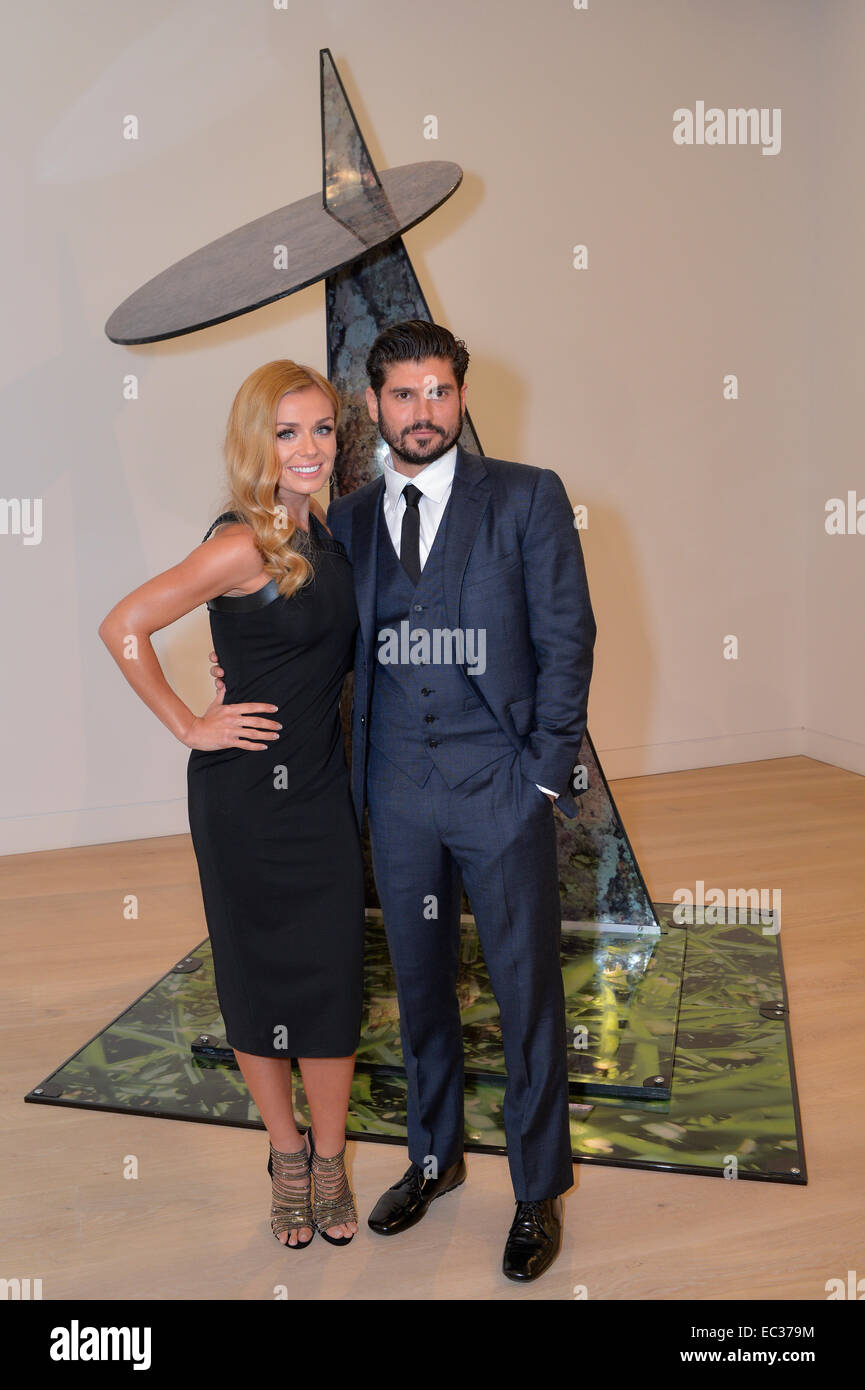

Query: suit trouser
<box><xmin>365</xmin><ymin>743</ymin><xmax>574</xmax><ymax>1201</ymax></box>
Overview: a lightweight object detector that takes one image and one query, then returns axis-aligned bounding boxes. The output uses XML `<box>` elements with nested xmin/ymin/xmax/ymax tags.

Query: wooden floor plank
<box><xmin>2</xmin><ymin>754</ymin><xmax>863</xmax><ymax>1300</ymax></box>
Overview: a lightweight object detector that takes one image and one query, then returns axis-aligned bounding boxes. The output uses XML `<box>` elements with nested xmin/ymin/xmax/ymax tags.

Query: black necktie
<box><xmin>400</xmin><ymin>483</ymin><xmax>423</xmax><ymax>585</ymax></box>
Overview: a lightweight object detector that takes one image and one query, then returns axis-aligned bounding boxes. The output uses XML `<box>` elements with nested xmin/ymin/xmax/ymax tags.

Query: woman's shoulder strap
<box><xmin>201</xmin><ymin>510</ymin><xmax>242</xmax><ymax>544</ymax></box>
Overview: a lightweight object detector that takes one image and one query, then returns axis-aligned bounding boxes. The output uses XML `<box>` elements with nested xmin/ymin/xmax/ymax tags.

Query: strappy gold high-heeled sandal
<box><xmin>267</xmin><ymin>1132</ymin><xmax>314</xmax><ymax>1250</ymax></box>
<box><xmin>309</xmin><ymin>1132</ymin><xmax>357</xmax><ymax>1246</ymax></box>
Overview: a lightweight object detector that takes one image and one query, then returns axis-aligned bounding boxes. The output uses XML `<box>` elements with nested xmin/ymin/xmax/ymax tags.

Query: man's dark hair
<box><xmin>365</xmin><ymin>319</ymin><xmax>470</xmax><ymax>395</ymax></box>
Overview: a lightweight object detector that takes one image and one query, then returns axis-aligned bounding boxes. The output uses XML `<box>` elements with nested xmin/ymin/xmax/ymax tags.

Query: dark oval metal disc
<box><xmin>105</xmin><ymin>161</ymin><xmax>462</xmax><ymax>344</ymax></box>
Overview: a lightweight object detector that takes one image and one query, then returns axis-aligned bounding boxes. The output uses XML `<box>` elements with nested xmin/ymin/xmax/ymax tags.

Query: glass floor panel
<box><xmin>358</xmin><ymin>917</ymin><xmax>684</xmax><ymax>1099</ymax></box>
<box><xmin>25</xmin><ymin>906</ymin><xmax>805</xmax><ymax>1183</ymax></box>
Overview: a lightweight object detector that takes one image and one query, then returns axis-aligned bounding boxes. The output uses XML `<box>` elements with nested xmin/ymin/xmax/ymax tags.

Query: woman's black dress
<box><xmin>186</xmin><ymin>510</ymin><xmax>365</xmax><ymax>1058</ymax></box>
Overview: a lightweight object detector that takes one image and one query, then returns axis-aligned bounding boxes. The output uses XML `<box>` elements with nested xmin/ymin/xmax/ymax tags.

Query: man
<box><xmin>327</xmin><ymin>320</ymin><xmax>596</xmax><ymax>1281</ymax></box>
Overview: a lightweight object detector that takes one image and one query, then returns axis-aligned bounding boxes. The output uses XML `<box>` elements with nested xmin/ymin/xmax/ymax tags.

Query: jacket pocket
<box><xmin>507</xmin><ymin>695</ymin><xmax>535</xmax><ymax>736</ymax></box>
<box><xmin>462</xmin><ymin>550</ymin><xmax>520</xmax><ymax>586</ymax></box>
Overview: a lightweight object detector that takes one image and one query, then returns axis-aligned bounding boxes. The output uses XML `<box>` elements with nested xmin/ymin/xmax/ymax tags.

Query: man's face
<box><xmin>366</xmin><ymin>356</ymin><xmax>467</xmax><ymax>470</ymax></box>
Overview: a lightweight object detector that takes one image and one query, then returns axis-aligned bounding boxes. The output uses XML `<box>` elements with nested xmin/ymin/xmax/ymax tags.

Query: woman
<box><xmin>98</xmin><ymin>360</ymin><xmax>365</xmax><ymax>1249</ymax></box>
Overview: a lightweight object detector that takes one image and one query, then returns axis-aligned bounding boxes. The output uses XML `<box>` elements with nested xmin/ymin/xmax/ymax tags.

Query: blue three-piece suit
<box><xmin>328</xmin><ymin>445</ymin><xmax>595</xmax><ymax>1200</ymax></box>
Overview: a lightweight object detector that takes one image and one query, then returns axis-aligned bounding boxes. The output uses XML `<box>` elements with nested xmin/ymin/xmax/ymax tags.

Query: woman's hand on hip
<box><xmin>183</xmin><ymin>693</ymin><xmax>282</xmax><ymax>751</ymax></box>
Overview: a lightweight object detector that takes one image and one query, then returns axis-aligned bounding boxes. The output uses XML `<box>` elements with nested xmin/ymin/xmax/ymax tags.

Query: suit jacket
<box><xmin>327</xmin><ymin>445</ymin><xmax>596</xmax><ymax>824</ymax></box>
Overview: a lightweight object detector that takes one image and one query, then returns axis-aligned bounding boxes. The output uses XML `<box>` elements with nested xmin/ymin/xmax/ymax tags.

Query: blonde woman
<box><xmin>98</xmin><ymin>361</ymin><xmax>365</xmax><ymax>1248</ymax></box>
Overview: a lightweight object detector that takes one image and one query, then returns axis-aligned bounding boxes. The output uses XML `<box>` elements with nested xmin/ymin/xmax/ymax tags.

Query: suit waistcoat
<box><xmin>368</xmin><ymin>496</ymin><xmax>513</xmax><ymax>788</ymax></box>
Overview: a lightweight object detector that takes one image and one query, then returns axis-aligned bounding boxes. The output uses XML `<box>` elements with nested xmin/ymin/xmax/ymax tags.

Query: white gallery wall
<box><xmin>1</xmin><ymin>0</ymin><xmax>860</xmax><ymax>855</ymax></box>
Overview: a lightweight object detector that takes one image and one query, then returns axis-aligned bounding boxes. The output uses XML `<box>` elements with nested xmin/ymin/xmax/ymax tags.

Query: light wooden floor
<box><xmin>2</xmin><ymin>754</ymin><xmax>863</xmax><ymax>1301</ymax></box>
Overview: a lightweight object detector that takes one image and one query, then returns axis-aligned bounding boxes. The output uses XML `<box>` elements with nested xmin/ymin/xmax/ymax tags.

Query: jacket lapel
<box><xmin>442</xmin><ymin>446</ymin><xmax>491</xmax><ymax>630</ymax></box>
<box><xmin>348</xmin><ymin>477</ymin><xmax>385</xmax><ymax>663</ymax></box>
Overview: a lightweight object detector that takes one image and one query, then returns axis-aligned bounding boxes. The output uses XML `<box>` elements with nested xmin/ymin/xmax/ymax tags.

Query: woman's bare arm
<box><xmin>98</xmin><ymin>529</ymin><xmax>282</xmax><ymax>751</ymax></box>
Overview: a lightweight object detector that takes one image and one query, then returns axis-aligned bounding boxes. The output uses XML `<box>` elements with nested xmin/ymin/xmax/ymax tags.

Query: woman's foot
<box><xmin>310</xmin><ymin>1134</ymin><xmax>358</xmax><ymax>1243</ymax></box>
<box><xmin>268</xmin><ymin>1130</ymin><xmax>314</xmax><ymax>1247</ymax></box>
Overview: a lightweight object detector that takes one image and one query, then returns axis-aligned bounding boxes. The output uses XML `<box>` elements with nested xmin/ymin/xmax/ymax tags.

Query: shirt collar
<box><xmin>382</xmin><ymin>443</ymin><xmax>458</xmax><ymax>508</ymax></box>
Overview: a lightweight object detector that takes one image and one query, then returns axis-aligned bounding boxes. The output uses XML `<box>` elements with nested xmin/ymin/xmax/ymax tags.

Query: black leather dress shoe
<box><xmin>367</xmin><ymin>1157</ymin><xmax>467</xmax><ymax>1235</ymax></box>
<box><xmin>502</xmin><ymin>1196</ymin><xmax>563</xmax><ymax>1281</ymax></box>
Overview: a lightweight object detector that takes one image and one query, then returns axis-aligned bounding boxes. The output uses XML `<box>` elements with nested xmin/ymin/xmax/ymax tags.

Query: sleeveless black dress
<box><xmin>186</xmin><ymin>510</ymin><xmax>365</xmax><ymax>1058</ymax></box>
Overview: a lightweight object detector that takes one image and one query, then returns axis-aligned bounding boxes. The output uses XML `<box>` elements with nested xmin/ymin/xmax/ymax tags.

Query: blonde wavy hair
<box><xmin>220</xmin><ymin>360</ymin><xmax>340</xmax><ymax>600</ymax></box>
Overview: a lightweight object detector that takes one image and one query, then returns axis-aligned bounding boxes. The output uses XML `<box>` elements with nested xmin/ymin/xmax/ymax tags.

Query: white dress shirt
<box><xmin>381</xmin><ymin>442</ymin><xmax>458</xmax><ymax>564</ymax></box>
<box><xmin>380</xmin><ymin>446</ymin><xmax>559</xmax><ymax>801</ymax></box>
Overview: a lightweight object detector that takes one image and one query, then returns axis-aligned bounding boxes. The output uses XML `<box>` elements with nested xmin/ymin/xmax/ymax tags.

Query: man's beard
<box><xmin>377</xmin><ymin>406</ymin><xmax>464</xmax><ymax>466</ymax></box>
